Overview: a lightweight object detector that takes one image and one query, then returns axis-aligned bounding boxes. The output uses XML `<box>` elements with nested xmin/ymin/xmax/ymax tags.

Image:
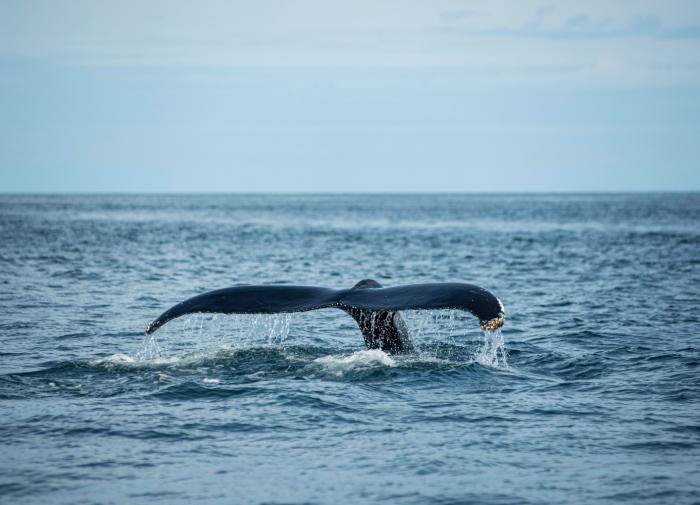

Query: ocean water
<box><xmin>1</xmin><ymin>193</ymin><xmax>699</xmax><ymax>505</ymax></box>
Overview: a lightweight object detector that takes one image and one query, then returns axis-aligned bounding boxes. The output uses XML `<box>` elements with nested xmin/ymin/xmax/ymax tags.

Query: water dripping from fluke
<box><xmin>475</xmin><ymin>328</ymin><xmax>510</xmax><ymax>370</ymax></box>
<box><xmin>133</xmin><ymin>310</ymin><xmax>511</xmax><ymax>373</ymax></box>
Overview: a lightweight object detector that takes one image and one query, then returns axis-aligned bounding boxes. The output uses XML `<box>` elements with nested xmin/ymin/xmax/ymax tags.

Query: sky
<box><xmin>1</xmin><ymin>0</ymin><xmax>699</xmax><ymax>192</ymax></box>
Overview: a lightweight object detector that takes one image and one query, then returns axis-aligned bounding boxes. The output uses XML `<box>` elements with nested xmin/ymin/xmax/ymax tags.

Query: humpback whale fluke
<box><xmin>146</xmin><ymin>280</ymin><xmax>505</xmax><ymax>353</ymax></box>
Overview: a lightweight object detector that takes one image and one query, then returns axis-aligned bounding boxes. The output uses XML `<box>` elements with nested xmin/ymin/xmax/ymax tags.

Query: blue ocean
<box><xmin>1</xmin><ymin>193</ymin><xmax>699</xmax><ymax>504</ymax></box>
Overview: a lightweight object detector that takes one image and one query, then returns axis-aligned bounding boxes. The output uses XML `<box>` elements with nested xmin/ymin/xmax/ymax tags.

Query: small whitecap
<box><xmin>90</xmin><ymin>353</ymin><xmax>136</xmax><ymax>366</ymax></box>
<box><xmin>155</xmin><ymin>372</ymin><xmax>172</xmax><ymax>382</ymax></box>
<box><xmin>202</xmin><ymin>378</ymin><xmax>221</xmax><ymax>384</ymax></box>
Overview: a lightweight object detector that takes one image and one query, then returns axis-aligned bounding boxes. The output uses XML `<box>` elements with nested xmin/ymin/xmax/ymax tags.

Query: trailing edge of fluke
<box><xmin>146</xmin><ymin>280</ymin><xmax>505</xmax><ymax>353</ymax></box>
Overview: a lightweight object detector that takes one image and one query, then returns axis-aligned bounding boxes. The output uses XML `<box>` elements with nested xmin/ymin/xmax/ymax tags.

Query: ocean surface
<box><xmin>1</xmin><ymin>193</ymin><xmax>699</xmax><ymax>505</ymax></box>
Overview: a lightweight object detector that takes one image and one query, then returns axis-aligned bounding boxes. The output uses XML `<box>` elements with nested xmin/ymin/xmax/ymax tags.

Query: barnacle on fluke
<box><xmin>480</xmin><ymin>297</ymin><xmax>506</xmax><ymax>330</ymax></box>
<box><xmin>481</xmin><ymin>313</ymin><xmax>506</xmax><ymax>331</ymax></box>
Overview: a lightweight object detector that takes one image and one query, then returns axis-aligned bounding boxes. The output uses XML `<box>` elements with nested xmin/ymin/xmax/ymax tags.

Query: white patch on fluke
<box><xmin>313</xmin><ymin>349</ymin><xmax>395</xmax><ymax>377</ymax></box>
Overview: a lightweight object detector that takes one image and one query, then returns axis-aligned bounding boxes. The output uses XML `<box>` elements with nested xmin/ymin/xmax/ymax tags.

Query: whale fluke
<box><xmin>146</xmin><ymin>280</ymin><xmax>505</xmax><ymax>353</ymax></box>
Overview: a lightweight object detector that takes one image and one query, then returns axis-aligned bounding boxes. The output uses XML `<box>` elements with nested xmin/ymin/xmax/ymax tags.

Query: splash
<box><xmin>136</xmin><ymin>332</ymin><xmax>163</xmax><ymax>361</ymax></box>
<box><xmin>475</xmin><ymin>328</ymin><xmax>510</xmax><ymax>370</ymax></box>
<box><xmin>127</xmin><ymin>310</ymin><xmax>509</xmax><ymax>372</ymax></box>
<box><xmin>403</xmin><ymin>309</ymin><xmax>466</xmax><ymax>360</ymax></box>
<box><xmin>136</xmin><ymin>313</ymin><xmax>294</xmax><ymax>361</ymax></box>
<box><xmin>313</xmin><ymin>349</ymin><xmax>395</xmax><ymax>377</ymax></box>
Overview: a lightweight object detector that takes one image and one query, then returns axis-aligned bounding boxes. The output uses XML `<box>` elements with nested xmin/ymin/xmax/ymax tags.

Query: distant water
<box><xmin>1</xmin><ymin>193</ymin><xmax>699</xmax><ymax>505</ymax></box>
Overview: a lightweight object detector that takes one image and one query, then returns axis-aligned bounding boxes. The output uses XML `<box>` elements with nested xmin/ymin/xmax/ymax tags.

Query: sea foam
<box><xmin>312</xmin><ymin>349</ymin><xmax>396</xmax><ymax>377</ymax></box>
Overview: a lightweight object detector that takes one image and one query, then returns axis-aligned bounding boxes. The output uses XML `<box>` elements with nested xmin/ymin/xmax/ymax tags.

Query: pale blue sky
<box><xmin>1</xmin><ymin>0</ymin><xmax>699</xmax><ymax>192</ymax></box>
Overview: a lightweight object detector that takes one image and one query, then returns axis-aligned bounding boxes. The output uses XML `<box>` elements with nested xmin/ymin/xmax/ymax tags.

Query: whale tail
<box><xmin>341</xmin><ymin>280</ymin><xmax>414</xmax><ymax>352</ymax></box>
<box><xmin>145</xmin><ymin>279</ymin><xmax>505</xmax><ymax>353</ymax></box>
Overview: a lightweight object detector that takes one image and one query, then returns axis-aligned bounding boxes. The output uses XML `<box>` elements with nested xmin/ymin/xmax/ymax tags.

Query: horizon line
<box><xmin>1</xmin><ymin>190</ymin><xmax>698</xmax><ymax>196</ymax></box>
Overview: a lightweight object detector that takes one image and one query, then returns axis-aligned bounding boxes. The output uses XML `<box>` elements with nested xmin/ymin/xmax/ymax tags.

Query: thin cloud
<box><xmin>442</xmin><ymin>13</ymin><xmax>700</xmax><ymax>40</ymax></box>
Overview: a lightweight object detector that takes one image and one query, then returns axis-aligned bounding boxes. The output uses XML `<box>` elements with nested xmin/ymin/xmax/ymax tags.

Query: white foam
<box><xmin>313</xmin><ymin>349</ymin><xmax>395</xmax><ymax>377</ymax></box>
<box><xmin>90</xmin><ymin>353</ymin><xmax>136</xmax><ymax>365</ymax></box>
<box><xmin>89</xmin><ymin>352</ymin><xmax>184</xmax><ymax>368</ymax></box>
<box><xmin>202</xmin><ymin>378</ymin><xmax>221</xmax><ymax>384</ymax></box>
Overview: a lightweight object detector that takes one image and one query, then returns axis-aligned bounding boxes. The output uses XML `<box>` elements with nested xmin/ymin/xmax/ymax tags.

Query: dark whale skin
<box><xmin>146</xmin><ymin>279</ymin><xmax>505</xmax><ymax>353</ymax></box>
